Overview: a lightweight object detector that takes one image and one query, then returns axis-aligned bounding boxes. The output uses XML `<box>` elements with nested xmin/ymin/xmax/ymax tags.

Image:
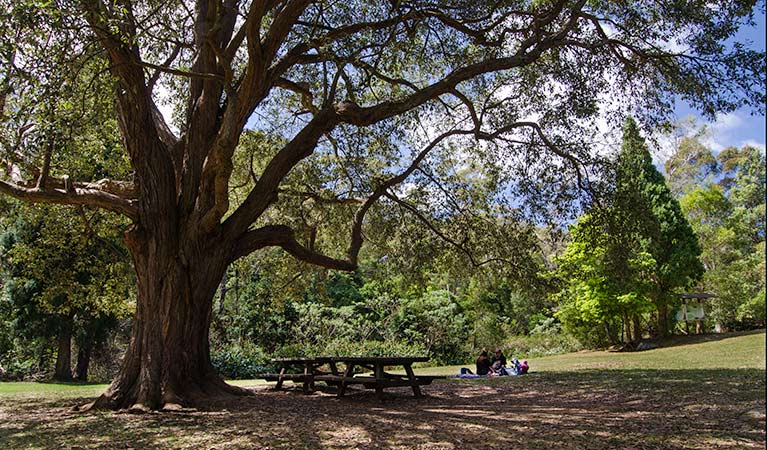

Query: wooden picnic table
<box><xmin>259</xmin><ymin>356</ymin><xmax>443</xmax><ymax>398</ymax></box>
<box><xmin>265</xmin><ymin>357</ymin><xmax>339</xmax><ymax>394</ymax></box>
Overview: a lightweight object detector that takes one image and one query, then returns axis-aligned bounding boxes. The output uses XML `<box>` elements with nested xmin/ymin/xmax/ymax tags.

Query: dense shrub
<box><xmin>279</xmin><ymin>288</ymin><xmax>469</xmax><ymax>365</ymax></box>
<box><xmin>276</xmin><ymin>340</ymin><xmax>425</xmax><ymax>359</ymax></box>
<box><xmin>211</xmin><ymin>342</ymin><xmax>273</xmax><ymax>379</ymax></box>
<box><xmin>497</xmin><ymin>317</ymin><xmax>582</xmax><ymax>358</ymax></box>
<box><xmin>737</xmin><ymin>290</ymin><xmax>766</xmax><ymax>328</ymax></box>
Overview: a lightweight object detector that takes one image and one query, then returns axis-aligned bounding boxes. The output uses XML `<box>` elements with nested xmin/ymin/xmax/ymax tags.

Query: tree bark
<box><xmin>54</xmin><ymin>320</ymin><xmax>73</xmax><ymax>381</ymax></box>
<box><xmin>631</xmin><ymin>315</ymin><xmax>642</xmax><ymax>343</ymax></box>
<box><xmin>622</xmin><ymin>312</ymin><xmax>629</xmax><ymax>343</ymax></box>
<box><xmin>75</xmin><ymin>324</ymin><xmax>95</xmax><ymax>381</ymax></box>
<box><xmin>87</xmin><ymin>230</ymin><xmax>250</xmax><ymax>411</ymax></box>
<box><xmin>75</xmin><ymin>338</ymin><xmax>92</xmax><ymax>382</ymax></box>
<box><xmin>657</xmin><ymin>302</ymin><xmax>669</xmax><ymax>338</ymax></box>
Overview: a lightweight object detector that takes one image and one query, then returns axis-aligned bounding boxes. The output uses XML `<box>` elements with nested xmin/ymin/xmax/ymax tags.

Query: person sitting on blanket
<box><xmin>491</xmin><ymin>348</ymin><xmax>507</xmax><ymax>367</ymax></box>
<box><xmin>475</xmin><ymin>350</ymin><xmax>492</xmax><ymax>375</ymax></box>
<box><xmin>490</xmin><ymin>359</ymin><xmax>514</xmax><ymax>376</ymax></box>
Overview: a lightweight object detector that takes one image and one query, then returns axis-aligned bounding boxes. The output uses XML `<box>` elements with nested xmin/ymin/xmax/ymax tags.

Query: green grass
<box><xmin>0</xmin><ymin>381</ymin><xmax>108</xmax><ymax>398</ymax></box>
<box><xmin>413</xmin><ymin>329</ymin><xmax>766</xmax><ymax>376</ymax></box>
<box><xmin>1</xmin><ymin>330</ymin><xmax>763</xmax><ymax>394</ymax></box>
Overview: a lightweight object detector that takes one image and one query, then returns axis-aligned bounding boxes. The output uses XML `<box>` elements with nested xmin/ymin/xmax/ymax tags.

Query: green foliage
<box><xmin>325</xmin><ymin>272</ymin><xmax>364</xmax><ymax>307</ymax></box>
<box><xmin>281</xmin><ymin>287</ymin><xmax>469</xmax><ymax>365</ymax></box>
<box><xmin>504</xmin><ymin>332</ymin><xmax>583</xmax><ymax>359</ymax></box>
<box><xmin>275</xmin><ymin>340</ymin><xmax>426</xmax><ymax>361</ymax></box>
<box><xmin>672</xmin><ymin>140</ymin><xmax>765</xmax><ymax>331</ymax></box>
<box><xmin>665</xmin><ymin>132</ymin><xmax>719</xmax><ymax>197</ymax></box>
<box><xmin>737</xmin><ymin>289</ymin><xmax>766</xmax><ymax>326</ymax></box>
<box><xmin>393</xmin><ymin>289</ymin><xmax>468</xmax><ymax>364</ymax></box>
<box><xmin>210</xmin><ymin>342</ymin><xmax>273</xmax><ymax>380</ymax></box>
<box><xmin>0</xmin><ymin>202</ymin><xmax>133</xmax><ymax>379</ymax></box>
<box><xmin>553</xmin><ymin>118</ymin><xmax>703</xmax><ymax>345</ymax></box>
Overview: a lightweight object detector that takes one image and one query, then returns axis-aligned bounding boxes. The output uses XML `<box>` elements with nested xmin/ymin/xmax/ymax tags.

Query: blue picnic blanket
<box><xmin>451</xmin><ymin>359</ymin><xmax>528</xmax><ymax>378</ymax></box>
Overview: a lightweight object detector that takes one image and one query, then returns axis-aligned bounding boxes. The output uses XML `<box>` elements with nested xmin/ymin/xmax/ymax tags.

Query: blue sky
<box><xmin>671</xmin><ymin>8</ymin><xmax>766</xmax><ymax>157</ymax></box>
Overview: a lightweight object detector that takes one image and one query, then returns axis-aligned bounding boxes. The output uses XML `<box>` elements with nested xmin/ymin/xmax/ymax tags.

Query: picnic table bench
<box><xmin>258</xmin><ymin>356</ymin><xmax>445</xmax><ymax>398</ymax></box>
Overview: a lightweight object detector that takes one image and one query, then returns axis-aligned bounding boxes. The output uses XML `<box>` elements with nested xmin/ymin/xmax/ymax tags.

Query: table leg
<box><xmin>338</xmin><ymin>363</ymin><xmax>355</xmax><ymax>397</ymax></box>
<box><xmin>404</xmin><ymin>364</ymin><xmax>422</xmax><ymax>398</ymax></box>
<box><xmin>275</xmin><ymin>366</ymin><xmax>286</xmax><ymax>390</ymax></box>
<box><xmin>374</xmin><ymin>363</ymin><xmax>385</xmax><ymax>399</ymax></box>
<box><xmin>303</xmin><ymin>363</ymin><xmax>312</xmax><ymax>394</ymax></box>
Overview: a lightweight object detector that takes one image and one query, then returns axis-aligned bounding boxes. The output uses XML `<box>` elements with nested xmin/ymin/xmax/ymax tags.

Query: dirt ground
<box><xmin>1</xmin><ymin>370</ymin><xmax>764</xmax><ymax>449</ymax></box>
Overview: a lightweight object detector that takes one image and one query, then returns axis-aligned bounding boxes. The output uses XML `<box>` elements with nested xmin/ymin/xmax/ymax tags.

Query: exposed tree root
<box><xmin>78</xmin><ymin>376</ymin><xmax>254</xmax><ymax>412</ymax></box>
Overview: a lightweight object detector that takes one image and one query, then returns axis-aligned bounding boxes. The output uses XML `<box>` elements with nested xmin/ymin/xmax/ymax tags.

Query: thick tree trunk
<box><xmin>657</xmin><ymin>303</ymin><xmax>669</xmax><ymax>338</ymax></box>
<box><xmin>631</xmin><ymin>315</ymin><xmax>642</xmax><ymax>343</ymax></box>
<box><xmin>54</xmin><ymin>321</ymin><xmax>73</xmax><ymax>381</ymax></box>
<box><xmin>87</xmin><ymin>229</ymin><xmax>250</xmax><ymax>411</ymax></box>
<box><xmin>75</xmin><ymin>339</ymin><xmax>92</xmax><ymax>382</ymax></box>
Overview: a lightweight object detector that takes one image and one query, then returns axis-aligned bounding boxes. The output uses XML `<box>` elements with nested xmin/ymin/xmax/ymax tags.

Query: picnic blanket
<box><xmin>451</xmin><ymin>359</ymin><xmax>529</xmax><ymax>378</ymax></box>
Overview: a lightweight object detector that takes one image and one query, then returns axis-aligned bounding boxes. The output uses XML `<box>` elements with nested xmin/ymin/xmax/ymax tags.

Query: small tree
<box><xmin>0</xmin><ymin>203</ymin><xmax>132</xmax><ymax>381</ymax></box>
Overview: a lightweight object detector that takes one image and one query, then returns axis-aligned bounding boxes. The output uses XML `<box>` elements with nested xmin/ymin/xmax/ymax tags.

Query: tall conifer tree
<box><xmin>555</xmin><ymin>118</ymin><xmax>704</xmax><ymax>343</ymax></box>
<box><xmin>614</xmin><ymin>118</ymin><xmax>704</xmax><ymax>336</ymax></box>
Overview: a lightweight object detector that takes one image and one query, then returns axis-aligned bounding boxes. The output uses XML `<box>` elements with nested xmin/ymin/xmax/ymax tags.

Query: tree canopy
<box><xmin>673</xmin><ymin>142</ymin><xmax>766</xmax><ymax>330</ymax></box>
<box><xmin>1</xmin><ymin>0</ymin><xmax>764</xmax><ymax>258</ymax></box>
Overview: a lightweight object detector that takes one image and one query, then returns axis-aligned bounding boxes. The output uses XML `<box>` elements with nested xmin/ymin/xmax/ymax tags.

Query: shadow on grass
<box><xmin>0</xmin><ymin>368</ymin><xmax>764</xmax><ymax>449</ymax></box>
<box><xmin>35</xmin><ymin>379</ymin><xmax>107</xmax><ymax>386</ymax></box>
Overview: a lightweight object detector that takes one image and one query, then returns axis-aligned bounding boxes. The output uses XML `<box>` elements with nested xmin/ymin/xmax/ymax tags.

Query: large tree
<box><xmin>613</xmin><ymin>118</ymin><xmax>704</xmax><ymax>336</ymax></box>
<box><xmin>554</xmin><ymin>118</ymin><xmax>704</xmax><ymax>345</ymax></box>
<box><xmin>0</xmin><ymin>0</ymin><xmax>764</xmax><ymax>410</ymax></box>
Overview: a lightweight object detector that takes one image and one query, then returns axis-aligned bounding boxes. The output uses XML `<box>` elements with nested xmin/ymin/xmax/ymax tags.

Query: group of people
<box><xmin>459</xmin><ymin>348</ymin><xmax>529</xmax><ymax>377</ymax></box>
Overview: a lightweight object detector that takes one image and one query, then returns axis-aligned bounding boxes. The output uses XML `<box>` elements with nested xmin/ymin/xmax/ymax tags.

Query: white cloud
<box><xmin>650</xmin><ymin>108</ymin><xmax>767</xmax><ymax>170</ymax></box>
<box><xmin>712</xmin><ymin>111</ymin><xmax>745</xmax><ymax>131</ymax></box>
<box><xmin>653</xmin><ymin>110</ymin><xmax>766</xmax><ymax>167</ymax></box>
<box><xmin>701</xmin><ymin>111</ymin><xmax>753</xmax><ymax>153</ymax></box>
<box><xmin>741</xmin><ymin>139</ymin><xmax>766</xmax><ymax>154</ymax></box>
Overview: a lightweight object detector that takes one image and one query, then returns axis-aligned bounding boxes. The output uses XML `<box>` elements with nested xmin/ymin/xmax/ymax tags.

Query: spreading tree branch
<box><xmin>0</xmin><ymin>179</ymin><xmax>138</xmax><ymax>219</ymax></box>
<box><xmin>232</xmin><ymin>224</ymin><xmax>355</xmax><ymax>270</ymax></box>
<box><xmin>384</xmin><ymin>191</ymin><xmax>515</xmax><ymax>268</ymax></box>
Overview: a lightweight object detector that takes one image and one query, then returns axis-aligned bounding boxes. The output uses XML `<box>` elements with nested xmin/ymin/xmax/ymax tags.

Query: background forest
<box><xmin>1</xmin><ymin>118</ymin><xmax>763</xmax><ymax>382</ymax></box>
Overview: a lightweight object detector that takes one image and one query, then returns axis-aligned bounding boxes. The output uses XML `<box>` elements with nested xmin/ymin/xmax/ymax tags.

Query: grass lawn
<box><xmin>1</xmin><ymin>330</ymin><xmax>764</xmax><ymax>449</ymax></box>
<box><xmin>423</xmin><ymin>328</ymin><xmax>767</xmax><ymax>376</ymax></box>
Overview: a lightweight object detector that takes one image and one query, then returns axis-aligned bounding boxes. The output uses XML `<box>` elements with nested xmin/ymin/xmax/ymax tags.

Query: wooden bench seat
<box><xmin>258</xmin><ymin>373</ymin><xmax>309</xmax><ymax>382</ymax></box>
<box><xmin>313</xmin><ymin>374</ymin><xmax>375</xmax><ymax>384</ymax></box>
<box><xmin>314</xmin><ymin>374</ymin><xmax>445</xmax><ymax>388</ymax></box>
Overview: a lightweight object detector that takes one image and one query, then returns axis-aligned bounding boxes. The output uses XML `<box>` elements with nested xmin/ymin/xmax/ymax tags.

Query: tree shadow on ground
<box><xmin>0</xmin><ymin>368</ymin><xmax>764</xmax><ymax>449</ymax></box>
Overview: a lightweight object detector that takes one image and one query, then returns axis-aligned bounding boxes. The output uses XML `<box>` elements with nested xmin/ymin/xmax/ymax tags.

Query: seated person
<box><xmin>489</xmin><ymin>360</ymin><xmax>504</xmax><ymax>376</ymax></box>
<box><xmin>476</xmin><ymin>350</ymin><xmax>491</xmax><ymax>375</ymax></box>
<box><xmin>491</xmin><ymin>348</ymin><xmax>507</xmax><ymax>367</ymax></box>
